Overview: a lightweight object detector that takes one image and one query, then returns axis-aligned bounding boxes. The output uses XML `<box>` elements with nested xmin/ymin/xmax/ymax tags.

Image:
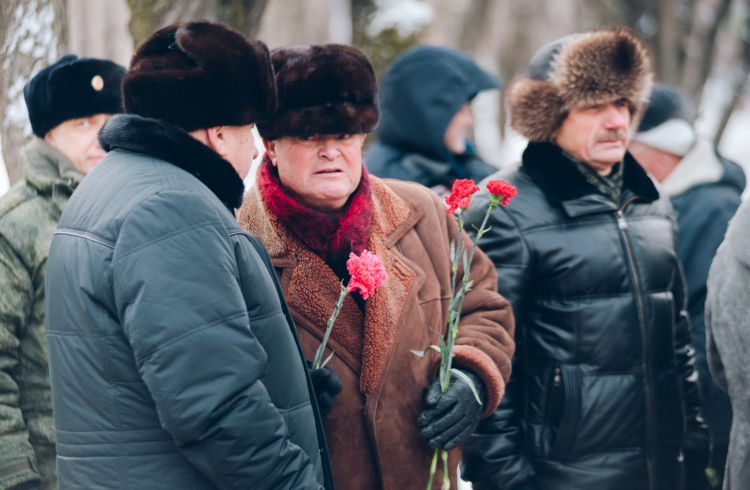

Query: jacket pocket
<box><xmin>544</xmin><ymin>363</ymin><xmax>581</xmax><ymax>461</ymax></box>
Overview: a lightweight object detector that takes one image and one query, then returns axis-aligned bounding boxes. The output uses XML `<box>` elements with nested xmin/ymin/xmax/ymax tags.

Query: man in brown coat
<box><xmin>237</xmin><ymin>43</ymin><xmax>515</xmax><ymax>489</ymax></box>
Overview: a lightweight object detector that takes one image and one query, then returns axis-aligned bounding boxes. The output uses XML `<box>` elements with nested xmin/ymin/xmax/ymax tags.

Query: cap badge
<box><xmin>91</xmin><ymin>75</ymin><xmax>104</xmax><ymax>91</ymax></box>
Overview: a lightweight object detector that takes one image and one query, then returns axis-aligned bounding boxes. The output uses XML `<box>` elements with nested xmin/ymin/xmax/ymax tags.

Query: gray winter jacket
<box><xmin>706</xmin><ymin>198</ymin><xmax>750</xmax><ymax>490</ymax></box>
<box><xmin>45</xmin><ymin>114</ymin><xmax>332</xmax><ymax>489</ymax></box>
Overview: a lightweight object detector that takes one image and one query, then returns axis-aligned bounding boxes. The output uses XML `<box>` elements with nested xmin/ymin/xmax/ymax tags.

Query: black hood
<box><xmin>375</xmin><ymin>45</ymin><xmax>501</xmax><ymax>161</ymax></box>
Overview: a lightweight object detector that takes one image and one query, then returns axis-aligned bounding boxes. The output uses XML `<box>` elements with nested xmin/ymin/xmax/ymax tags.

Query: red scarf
<box><xmin>257</xmin><ymin>155</ymin><xmax>372</xmax><ymax>265</ymax></box>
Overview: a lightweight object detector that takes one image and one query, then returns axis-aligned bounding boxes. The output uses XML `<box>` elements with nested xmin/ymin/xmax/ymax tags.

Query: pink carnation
<box><xmin>486</xmin><ymin>179</ymin><xmax>517</xmax><ymax>205</ymax></box>
<box><xmin>346</xmin><ymin>249</ymin><xmax>388</xmax><ymax>300</ymax></box>
<box><xmin>445</xmin><ymin>179</ymin><xmax>480</xmax><ymax>214</ymax></box>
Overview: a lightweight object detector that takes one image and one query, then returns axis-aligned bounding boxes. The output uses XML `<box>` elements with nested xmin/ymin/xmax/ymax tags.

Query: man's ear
<box><xmin>263</xmin><ymin>138</ymin><xmax>278</xmax><ymax>166</ymax></box>
<box><xmin>205</xmin><ymin>126</ymin><xmax>228</xmax><ymax>158</ymax></box>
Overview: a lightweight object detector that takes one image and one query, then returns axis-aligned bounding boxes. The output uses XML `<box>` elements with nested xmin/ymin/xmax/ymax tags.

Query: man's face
<box><xmin>44</xmin><ymin>114</ymin><xmax>112</xmax><ymax>175</ymax></box>
<box><xmin>553</xmin><ymin>99</ymin><xmax>632</xmax><ymax>175</ymax></box>
<box><xmin>443</xmin><ymin>104</ymin><xmax>474</xmax><ymax>154</ymax></box>
<box><xmin>266</xmin><ymin>134</ymin><xmax>365</xmax><ymax>211</ymax></box>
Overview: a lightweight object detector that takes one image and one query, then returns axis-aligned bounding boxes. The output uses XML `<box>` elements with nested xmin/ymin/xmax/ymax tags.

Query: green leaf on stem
<box><xmin>411</xmin><ymin>345</ymin><xmax>441</xmax><ymax>358</ymax></box>
<box><xmin>320</xmin><ymin>350</ymin><xmax>335</xmax><ymax>369</ymax></box>
<box><xmin>451</xmin><ymin>367</ymin><xmax>483</xmax><ymax>405</ymax></box>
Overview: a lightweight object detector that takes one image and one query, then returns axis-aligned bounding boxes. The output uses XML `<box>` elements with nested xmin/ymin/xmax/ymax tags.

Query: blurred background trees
<box><xmin>2</xmin><ymin>0</ymin><xmax>750</xmax><ymax>187</ymax></box>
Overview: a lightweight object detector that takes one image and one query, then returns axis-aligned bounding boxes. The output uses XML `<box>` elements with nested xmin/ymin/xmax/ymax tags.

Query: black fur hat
<box><xmin>122</xmin><ymin>21</ymin><xmax>276</xmax><ymax>130</ymax></box>
<box><xmin>509</xmin><ymin>27</ymin><xmax>653</xmax><ymax>142</ymax></box>
<box><xmin>257</xmin><ymin>44</ymin><xmax>378</xmax><ymax>140</ymax></box>
<box><xmin>24</xmin><ymin>54</ymin><xmax>126</xmax><ymax>137</ymax></box>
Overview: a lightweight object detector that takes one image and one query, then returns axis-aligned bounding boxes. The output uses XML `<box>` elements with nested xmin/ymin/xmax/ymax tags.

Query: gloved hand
<box><xmin>307</xmin><ymin>360</ymin><xmax>342</xmax><ymax>417</ymax></box>
<box><xmin>683</xmin><ymin>448</ymin><xmax>710</xmax><ymax>490</ymax></box>
<box><xmin>417</xmin><ymin>369</ymin><xmax>486</xmax><ymax>450</ymax></box>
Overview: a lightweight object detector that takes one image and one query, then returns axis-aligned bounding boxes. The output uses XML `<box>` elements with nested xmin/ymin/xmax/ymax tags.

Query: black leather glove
<box><xmin>417</xmin><ymin>369</ymin><xmax>486</xmax><ymax>450</ymax></box>
<box><xmin>683</xmin><ymin>448</ymin><xmax>711</xmax><ymax>490</ymax></box>
<box><xmin>307</xmin><ymin>360</ymin><xmax>342</xmax><ymax>417</ymax></box>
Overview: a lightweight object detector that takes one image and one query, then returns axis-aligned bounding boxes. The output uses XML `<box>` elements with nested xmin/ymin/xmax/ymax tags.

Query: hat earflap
<box><xmin>508</xmin><ymin>78</ymin><xmax>566</xmax><ymax>142</ymax></box>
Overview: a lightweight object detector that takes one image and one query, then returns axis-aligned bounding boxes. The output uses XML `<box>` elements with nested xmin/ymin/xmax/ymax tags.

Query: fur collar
<box><xmin>98</xmin><ymin>114</ymin><xmax>244</xmax><ymax>211</ymax></box>
<box><xmin>256</xmin><ymin>155</ymin><xmax>372</xmax><ymax>262</ymax></box>
<box><xmin>23</xmin><ymin>138</ymin><xmax>82</xmax><ymax>193</ymax></box>
<box><xmin>522</xmin><ymin>142</ymin><xmax>659</xmax><ymax>203</ymax></box>
<box><xmin>661</xmin><ymin>138</ymin><xmax>723</xmax><ymax>197</ymax></box>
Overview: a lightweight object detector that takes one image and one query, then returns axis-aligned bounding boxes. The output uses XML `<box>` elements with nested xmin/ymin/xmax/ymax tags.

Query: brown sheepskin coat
<box><xmin>237</xmin><ymin>175</ymin><xmax>515</xmax><ymax>489</ymax></box>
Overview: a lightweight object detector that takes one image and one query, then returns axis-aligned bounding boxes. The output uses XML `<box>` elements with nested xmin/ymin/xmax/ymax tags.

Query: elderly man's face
<box><xmin>553</xmin><ymin>99</ymin><xmax>631</xmax><ymax>175</ymax></box>
<box><xmin>266</xmin><ymin>134</ymin><xmax>366</xmax><ymax>211</ymax></box>
<box><xmin>44</xmin><ymin>113</ymin><xmax>112</xmax><ymax>175</ymax></box>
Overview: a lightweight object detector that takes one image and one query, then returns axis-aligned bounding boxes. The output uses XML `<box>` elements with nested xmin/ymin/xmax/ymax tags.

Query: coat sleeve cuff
<box><xmin>451</xmin><ymin>344</ymin><xmax>505</xmax><ymax>418</ymax></box>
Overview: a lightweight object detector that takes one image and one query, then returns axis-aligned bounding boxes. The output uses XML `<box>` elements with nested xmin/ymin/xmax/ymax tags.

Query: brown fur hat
<box><xmin>122</xmin><ymin>21</ymin><xmax>276</xmax><ymax>130</ymax></box>
<box><xmin>508</xmin><ymin>27</ymin><xmax>653</xmax><ymax>142</ymax></box>
<box><xmin>257</xmin><ymin>44</ymin><xmax>378</xmax><ymax>140</ymax></box>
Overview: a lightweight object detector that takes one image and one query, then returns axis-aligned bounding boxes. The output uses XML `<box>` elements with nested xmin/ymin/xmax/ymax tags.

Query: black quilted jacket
<box><xmin>461</xmin><ymin>142</ymin><xmax>708</xmax><ymax>490</ymax></box>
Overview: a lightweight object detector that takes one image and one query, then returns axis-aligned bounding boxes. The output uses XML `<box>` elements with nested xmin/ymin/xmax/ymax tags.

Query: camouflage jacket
<box><xmin>0</xmin><ymin>139</ymin><xmax>82</xmax><ymax>490</ymax></box>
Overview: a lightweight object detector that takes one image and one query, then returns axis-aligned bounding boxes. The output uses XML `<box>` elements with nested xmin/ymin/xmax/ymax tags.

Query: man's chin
<box><xmin>595</xmin><ymin>148</ymin><xmax>626</xmax><ymax>164</ymax></box>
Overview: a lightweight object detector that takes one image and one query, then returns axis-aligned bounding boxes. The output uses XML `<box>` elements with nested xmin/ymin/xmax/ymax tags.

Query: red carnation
<box><xmin>487</xmin><ymin>179</ymin><xmax>517</xmax><ymax>205</ymax></box>
<box><xmin>346</xmin><ymin>249</ymin><xmax>388</xmax><ymax>300</ymax></box>
<box><xmin>445</xmin><ymin>179</ymin><xmax>481</xmax><ymax>214</ymax></box>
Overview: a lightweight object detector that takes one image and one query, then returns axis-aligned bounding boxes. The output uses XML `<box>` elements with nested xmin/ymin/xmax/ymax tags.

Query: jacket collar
<box><xmin>99</xmin><ymin>114</ymin><xmax>244</xmax><ymax>211</ymax></box>
<box><xmin>256</xmin><ymin>156</ymin><xmax>372</xmax><ymax>262</ymax></box>
<box><xmin>661</xmin><ymin>138</ymin><xmax>726</xmax><ymax>197</ymax></box>
<box><xmin>522</xmin><ymin>142</ymin><xmax>659</xmax><ymax>216</ymax></box>
<box><xmin>23</xmin><ymin>138</ymin><xmax>81</xmax><ymax>191</ymax></box>
<box><xmin>21</xmin><ymin>138</ymin><xmax>80</xmax><ymax>213</ymax></box>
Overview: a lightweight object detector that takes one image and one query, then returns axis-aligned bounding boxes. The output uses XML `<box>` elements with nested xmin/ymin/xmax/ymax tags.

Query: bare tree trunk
<box><xmin>715</xmin><ymin>12</ymin><xmax>750</xmax><ymax>144</ymax></box>
<box><xmin>257</xmin><ymin>0</ymin><xmax>351</xmax><ymax>49</ymax></box>
<box><xmin>68</xmin><ymin>0</ymin><xmax>134</xmax><ymax>67</ymax></box>
<box><xmin>0</xmin><ymin>0</ymin><xmax>67</xmax><ymax>185</ymax></box>
<box><xmin>655</xmin><ymin>0</ymin><xmax>681</xmax><ymax>85</ymax></box>
<box><xmin>681</xmin><ymin>0</ymin><xmax>732</xmax><ymax>108</ymax></box>
<box><xmin>126</xmin><ymin>0</ymin><xmax>269</xmax><ymax>45</ymax></box>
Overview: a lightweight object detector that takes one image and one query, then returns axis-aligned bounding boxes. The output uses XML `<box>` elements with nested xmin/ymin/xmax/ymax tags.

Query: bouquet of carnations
<box><xmin>414</xmin><ymin>178</ymin><xmax>517</xmax><ymax>490</ymax></box>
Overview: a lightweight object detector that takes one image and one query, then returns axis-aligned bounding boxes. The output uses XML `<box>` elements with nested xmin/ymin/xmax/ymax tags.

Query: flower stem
<box><xmin>425</xmin><ymin>447</ymin><xmax>439</xmax><ymax>490</ymax></box>
<box><xmin>312</xmin><ymin>284</ymin><xmax>348</xmax><ymax>369</ymax></box>
<box><xmin>442</xmin><ymin>449</ymin><xmax>450</xmax><ymax>490</ymax></box>
<box><xmin>452</xmin><ymin>200</ymin><xmax>498</xmax><ymax>332</ymax></box>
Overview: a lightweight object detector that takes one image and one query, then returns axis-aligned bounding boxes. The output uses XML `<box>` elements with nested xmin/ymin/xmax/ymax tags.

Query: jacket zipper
<box><xmin>616</xmin><ymin>200</ymin><xmax>656</xmax><ymax>490</ymax></box>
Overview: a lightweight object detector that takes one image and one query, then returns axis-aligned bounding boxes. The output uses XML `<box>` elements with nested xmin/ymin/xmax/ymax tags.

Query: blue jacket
<box><xmin>664</xmin><ymin>139</ymin><xmax>745</xmax><ymax>461</ymax></box>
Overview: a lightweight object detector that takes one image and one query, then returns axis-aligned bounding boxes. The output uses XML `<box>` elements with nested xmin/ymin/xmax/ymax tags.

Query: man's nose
<box><xmin>318</xmin><ymin>138</ymin><xmax>341</xmax><ymax>159</ymax></box>
<box><xmin>603</xmin><ymin>104</ymin><xmax>628</xmax><ymax>128</ymax></box>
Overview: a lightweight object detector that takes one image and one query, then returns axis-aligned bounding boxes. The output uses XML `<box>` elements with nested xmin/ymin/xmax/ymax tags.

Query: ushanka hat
<box><xmin>633</xmin><ymin>83</ymin><xmax>696</xmax><ymax>157</ymax></box>
<box><xmin>24</xmin><ymin>54</ymin><xmax>126</xmax><ymax>137</ymax></box>
<box><xmin>122</xmin><ymin>21</ymin><xmax>276</xmax><ymax>130</ymax></box>
<box><xmin>508</xmin><ymin>27</ymin><xmax>654</xmax><ymax>142</ymax></box>
<box><xmin>257</xmin><ymin>44</ymin><xmax>379</xmax><ymax>140</ymax></box>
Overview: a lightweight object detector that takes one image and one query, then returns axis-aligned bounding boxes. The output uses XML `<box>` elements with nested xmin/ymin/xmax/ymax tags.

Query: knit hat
<box><xmin>24</xmin><ymin>54</ymin><xmax>126</xmax><ymax>137</ymax></box>
<box><xmin>508</xmin><ymin>27</ymin><xmax>653</xmax><ymax>142</ymax></box>
<box><xmin>122</xmin><ymin>21</ymin><xmax>276</xmax><ymax>130</ymax></box>
<box><xmin>257</xmin><ymin>44</ymin><xmax>378</xmax><ymax>140</ymax></box>
<box><xmin>633</xmin><ymin>83</ymin><xmax>696</xmax><ymax>157</ymax></box>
